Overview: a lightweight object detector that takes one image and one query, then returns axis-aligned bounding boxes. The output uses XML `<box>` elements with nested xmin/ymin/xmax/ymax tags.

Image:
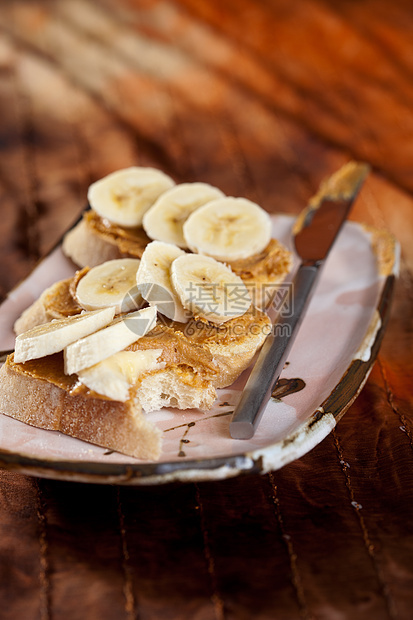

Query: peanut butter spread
<box><xmin>129</xmin><ymin>323</ymin><xmax>217</xmax><ymax>378</ymax></box>
<box><xmin>7</xmin><ymin>353</ymin><xmax>79</xmax><ymax>392</ymax></box>
<box><xmin>85</xmin><ymin>210</ymin><xmax>151</xmax><ymax>258</ymax></box>
<box><xmin>42</xmin><ymin>270</ymin><xmax>86</xmax><ymax>319</ymax></box>
<box><xmin>165</xmin><ymin>310</ymin><xmax>270</xmax><ymax>348</ymax></box>
<box><xmin>131</xmin><ymin>307</ymin><xmax>269</xmax><ymax>367</ymax></box>
<box><xmin>86</xmin><ymin>209</ymin><xmax>292</xmax><ymax>283</ymax></box>
<box><xmin>229</xmin><ymin>238</ymin><xmax>292</xmax><ymax>284</ymax></box>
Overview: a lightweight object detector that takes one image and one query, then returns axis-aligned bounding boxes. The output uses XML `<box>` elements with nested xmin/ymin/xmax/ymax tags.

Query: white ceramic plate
<box><xmin>0</xmin><ymin>215</ymin><xmax>398</xmax><ymax>484</ymax></box>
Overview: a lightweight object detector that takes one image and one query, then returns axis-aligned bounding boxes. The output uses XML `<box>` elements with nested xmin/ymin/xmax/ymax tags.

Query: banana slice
<box><xmin>170</xmin><ymin>254</ymin><xmax>251</xmax><ymax>325</ymax></box>
<box><xmin>64</xmin><ymin>306</ymin><xmax>157</xmax><ymax>375</ymax></box>
<box><xmin>14</xmin><ymin>307</ymin><xmax>115</xmax><ymax>364</ymax></box>
<box><xmin>183</xmin><ymin>197</ymin><xmax>272</xmax><ymax>261</ymax></box>
<box><xmin>77</xmin><ymin>349</ymin><xmax>164</xmax><ymax>402</ymax></box>
<box><xmin>142</xmin><ymin>182</ymin><xmax>224</xmax><ymax>247</ymax></box>
<box><xmin>75</xmin><ymin>258</ymin><xmax>143</xmax><ymax>314</ymax></box>
<box><xmin>88</xmin><ymin>167</ymin><xmax>175</xmax><ymax>227</ymax></box>
<box><xmin>136</xmin><ymin>241</ymin><xmax>189</xmax><ymax>323</ymax></box>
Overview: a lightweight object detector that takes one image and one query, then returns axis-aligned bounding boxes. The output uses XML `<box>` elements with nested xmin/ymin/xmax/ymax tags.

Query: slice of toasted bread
<box><xmin>0</xmin><ymin>354</ymin><xmax>162</xmax><ymax>460</ymax></box>
<box><xmin>1</xmin><ymin>300</ymin><xmax>268</xmax><ymax>459</ymax></box>
<box><xmin>1</xmin><ymin>304</ymin><xmax>270</xmax><ymax>458</ymax></box>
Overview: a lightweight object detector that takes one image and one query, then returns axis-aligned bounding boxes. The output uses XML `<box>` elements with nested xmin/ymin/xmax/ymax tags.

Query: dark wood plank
<box><xmin>0</xmin><ymin>472</ymin><xmax>43</xmax><ymax>620</ymax></box>
<box><xmin>270</xmin><ymin>436</ymin><xmax>398</xmax><ymax>620</ymax></box>
<box><xmin>38</xmin><ymin>480</ymin><xmax>128</xmax><ymax>620</ymax></box>
<box><xmin>333</xmin><ymin>372</ymin><xmax>413</xmax><ymax>620</ymax></box>
<box><xmin>118</xmin><ymin>483</ymin><xmax>219</xmax><ymax>620</ymax></box>
<box><xmin>172</xmin><ymin>0</ymin><xmax>413</xmax><ymax>195</ymax></box>
<box><xmin>0</xmin><ymin>33</ymin><xmax>39</xmax><ymax>294</ymax></box>
<box><xmin>194</xmin><ymin>475</ymin><xmax>303</xmax><ymax>619</ymax></box>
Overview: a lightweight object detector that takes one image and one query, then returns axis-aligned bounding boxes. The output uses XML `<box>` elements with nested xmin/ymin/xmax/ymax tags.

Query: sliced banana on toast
<box><xmin>183</xmin><ymin>196</ymin><xmax>272</xmax><ymax>261</ymax></box>
<box><xmin>75</xmin><ymin>258</ymin><xmax>143</xmax><ymax>314</ymax></box>
<box><xmin>171</xmin><ymin>254</ymin><xmax>251</xmax><ymax>325</ymax></box>
<box><xmin>88</xmin><ymin>167</ymin><xmax>175</xmax><ymax>227</ymax></box>
<box><xmin>142</xmin><ymin>182</ymin><xmax>224</xmax><ymax>247</ymax></box>
<box><xmin>64</xmin><ymin>306</ymin><xmax>158</xmax><ymax>375</ymax></box>
<box><xmin>77</xmin><ymin>349</ymin><xmax>164</xmax><ymax>402</ymax></box>
<box><xmin>14</xmin><ymin>307</ymin><xmax>116</xmax><ymax>363</ymax></box>
<box><xmin>136</xmin><ymin>240</ymin><xmax>189</xmax><ymax>323</ymax></box>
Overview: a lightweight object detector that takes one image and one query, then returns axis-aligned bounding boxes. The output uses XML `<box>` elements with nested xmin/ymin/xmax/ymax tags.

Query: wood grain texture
<box><xmin>0</xmin><ymin>0</ymin><xmax>412</xmax><ymax>618</ymax></box>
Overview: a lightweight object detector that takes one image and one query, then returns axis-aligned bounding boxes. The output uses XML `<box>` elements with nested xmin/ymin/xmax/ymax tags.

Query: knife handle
<box><xmin>229</xmin><ymin>263</ymin><xmax>321</xmax><ymax>440</ymax></box>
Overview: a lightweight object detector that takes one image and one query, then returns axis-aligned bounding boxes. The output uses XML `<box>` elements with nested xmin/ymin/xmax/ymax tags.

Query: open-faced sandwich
<box><xmin>0</xmin><ymin>168</ymin><xmax>292</xmax><ymax>460</ymax></box>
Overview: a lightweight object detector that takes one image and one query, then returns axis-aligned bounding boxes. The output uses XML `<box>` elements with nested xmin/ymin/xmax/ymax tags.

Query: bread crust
<box><xmin>0</xmin><ymin>358</ymin><xmax>162</xmax><ymax>460</ymax></box>
<box><xmin>62</xmin><ymin>211</ymin><xmax>152</xmax><ymax>268</ymax></box>
<box><xmin>63</xmin><ymin>218</ymin><xmax>123</xmax><ymax>268</ymax></box>
<box><xmin>13</xmin><ymin>296</ymin><xmax>50</xmax><ymax>336</ymax></box>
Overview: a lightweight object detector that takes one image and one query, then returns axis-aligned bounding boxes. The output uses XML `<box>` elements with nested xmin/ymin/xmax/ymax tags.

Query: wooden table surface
<box><xmin>0</xmin><ymin>1</ymin><xmax>412</xmax><ymax>618</ymax></box>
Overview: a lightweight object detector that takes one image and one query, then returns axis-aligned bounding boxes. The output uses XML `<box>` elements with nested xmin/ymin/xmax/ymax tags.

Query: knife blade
<box><xmin>229</xmin><ymin>161</ymin><xmax>371</xmax><ymax>440</ymax></box>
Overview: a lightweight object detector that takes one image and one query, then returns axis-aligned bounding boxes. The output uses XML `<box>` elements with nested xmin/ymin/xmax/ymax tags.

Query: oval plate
<box><xmin>0</xmin><ymin>215</ymin><xmax>398</xmax><ymax>485</ymax></box>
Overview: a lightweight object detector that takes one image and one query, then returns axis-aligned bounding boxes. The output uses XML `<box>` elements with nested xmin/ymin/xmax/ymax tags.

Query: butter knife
<box><xmin>230</xmin><ymin>161</ymin><xmax>371</xmax><ymax>440</ymax></box>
